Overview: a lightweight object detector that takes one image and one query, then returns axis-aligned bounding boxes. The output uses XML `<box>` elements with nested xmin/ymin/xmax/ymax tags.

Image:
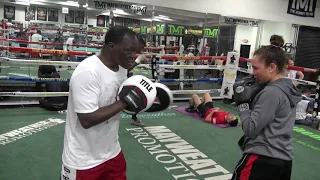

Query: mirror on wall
<box><xmin>0</xmin><ymin>0</ymin><xmax>223</xmax><ymax>58</ymax></box>
<box><xmin>0</xmin><ymin>0</ymin><xmax>224</xmax><ymax>95</ymax></box>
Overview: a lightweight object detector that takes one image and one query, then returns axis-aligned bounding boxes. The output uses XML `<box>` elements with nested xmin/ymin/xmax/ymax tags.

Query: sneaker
<box><xmin>185</xmin><ymin>107</ymin><xmax>196</xmax><ymax>113</ymax></box>
<box><xmin>131</xmin><ymin>119</ymin><xmax>146</xmax><ymax>127</ymax></box>
<box><xmin>316</xmin><ymin>121</ymin><xmax>320</xmax><ymax>130</ymax></box>
<box><xmin>296</xmin><ymin>117</ymin><xmax>319</xmax><ymax>127</ymax></box>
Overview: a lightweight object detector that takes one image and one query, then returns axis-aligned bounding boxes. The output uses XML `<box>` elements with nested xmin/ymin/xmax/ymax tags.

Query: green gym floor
<box><xmin>1</xmin><ymin>101</ymin><xmax>319</xmax><ymax>180</ymax></box>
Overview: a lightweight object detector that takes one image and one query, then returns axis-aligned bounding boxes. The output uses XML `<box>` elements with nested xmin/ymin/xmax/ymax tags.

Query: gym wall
<box><xmin>118</xmin><ymin>0</ymin><xmax>320</xmax><ymax>28</ymax></box>
<box><xmin>0</xmin><ymin>3</ymin><xmax>26</xmax><ymax>21</ymax></box>
<box><xmin>233</xmin><ymin>25</ymin><xmax>258</xmax><ymax>58</ymax></box>
<box><xmin>259</xmin><ymin>21</ymin><xmax>295</xmax><ymax>46</ymax></box>
<box><xmin>0</xmin><ymin>3</ymin><xmax>133</xmax><ymax>28</ymax></box>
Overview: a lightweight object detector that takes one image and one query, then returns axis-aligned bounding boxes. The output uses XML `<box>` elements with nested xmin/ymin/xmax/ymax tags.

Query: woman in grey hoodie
<box><xmin>231</xmin><ymin>35</ymin><xmax>302</xmax><ymax>180</ymax></box>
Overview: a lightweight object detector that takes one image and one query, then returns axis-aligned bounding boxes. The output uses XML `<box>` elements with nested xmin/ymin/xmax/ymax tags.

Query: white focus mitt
<box><xmin>118</xmin><ymin>75</ymin><xmax>157</xmax><ymax>115</ymax></box>
<box><xmin>145</xmin><ymin>83</ymin><xmax>173</xmax><ymax>112</ymax></box>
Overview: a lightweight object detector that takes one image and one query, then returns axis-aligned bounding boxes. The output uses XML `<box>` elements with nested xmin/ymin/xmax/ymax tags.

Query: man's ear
<box><xmin>106</xmin><ymin>42</ymin><xmax>115</xmax><ymax>51</ymax></box>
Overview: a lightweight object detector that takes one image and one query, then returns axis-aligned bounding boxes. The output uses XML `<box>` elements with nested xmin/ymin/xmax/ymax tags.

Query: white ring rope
<box><xmin>286</xmin><ymin>78</ymin><xmax>317</xmax><ymax>86</ymax></box>
<box><xmin>0</xmin><ymin>57</ymin><xmax>245</xmax><ymax>72</ymax></box>
<box><xmin>0</xmin><ymin>89</ymin><xmax>221</xmax><ymax>97</ymax></box>
<box><xmin>0</xmin><ymin>57</ymin><xmax>79</xmax><ymax>66</ymax></box>
<box><xmin>1</xmin><ymin>57</ymin><xmax>316</xmax><ymax>86</ymax></box>
<box><xmin>0</xmin><ymin>66</ymin><xmax>75</xmax><ymax>71</ymax></box>
<box><xmin>1</xmin><ymin>57</ymin><xmax>317</xmax><ymax>99</ymax></box>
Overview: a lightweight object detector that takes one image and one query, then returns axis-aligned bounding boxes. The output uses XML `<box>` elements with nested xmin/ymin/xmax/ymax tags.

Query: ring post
<box><xmin>220</xmin><ymin>52</ymin><xmax>240</xmax><ymax>102</ymax></box>
<box><xmin>151</xmin><ymin>55</ymin><xmax>158</xmax><ymax>82</ymax></box>
<box><xmin>313</xmin><ymin>72</ymin><xmax>320</xmax><ymax>117</ymax></box>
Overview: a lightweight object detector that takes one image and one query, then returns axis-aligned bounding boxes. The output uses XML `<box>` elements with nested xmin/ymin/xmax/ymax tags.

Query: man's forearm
<box><xmin>77</xmin><ymin>100</ymin><xmax>127</xmax><ymax>129</ymax></box>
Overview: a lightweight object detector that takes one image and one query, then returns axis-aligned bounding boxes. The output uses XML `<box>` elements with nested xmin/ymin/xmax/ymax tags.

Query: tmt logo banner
<box><xmin>287</xmin><ymin>0</ymin><xmax>317</xmax><ymax>17</ymax></box>
<box><xmin>167</xmin><ymin>24</ymin><xmax>185</xmax><ymax>36</ymax></box>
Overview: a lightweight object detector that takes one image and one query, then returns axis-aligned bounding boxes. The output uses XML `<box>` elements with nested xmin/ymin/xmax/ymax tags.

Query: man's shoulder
<box><xmin>78</xmin><ymin>55</ymin><xmax>99</xmax><ymax>68</ymax></box>
<box><xmin>72</xmin><ymin>57</ymin><xmax>99</xmax><ymax>77</ymax></box>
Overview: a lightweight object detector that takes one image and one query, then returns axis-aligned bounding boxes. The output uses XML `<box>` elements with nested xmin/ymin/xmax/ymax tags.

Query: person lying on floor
<box><xmin>295</xmin><ymin>86</ymin><xmax>319</xmax><ymax>128</ymax></box>
<box><xmin>185</xmin><ymin>92</ymin><xmax>238</xmax><ymax>126</ymax></box>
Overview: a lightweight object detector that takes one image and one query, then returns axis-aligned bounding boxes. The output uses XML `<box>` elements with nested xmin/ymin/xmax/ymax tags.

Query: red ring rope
<box><xmin>0</xmin><ymin>46</ymin><xmax>92</xmax><ymax>56</ymax></box>
<box><xmin>0</xmin><ymin>43</ymin><xmax>318</xmax><ymax>73</ymax></box>
<box><xmin>0</xmin><ymin>38</ymin><xmax>104</xmax><ymax>48</ymax></box>
<box><xmin>0</xmin><ymin>38</ymin><xmax>180</xmax><ymax>51</ymax></box>
<box><xmin>142</xmin><ymin>55</ymin><xmax>318</xmax><ymax>73</ymax></box>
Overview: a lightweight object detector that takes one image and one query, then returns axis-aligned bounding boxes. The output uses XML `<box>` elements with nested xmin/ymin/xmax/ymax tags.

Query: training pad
<box><xmin>171</xmin><ymin>106</ymin><xmax>238</xmax><ymax>128</ymax></box>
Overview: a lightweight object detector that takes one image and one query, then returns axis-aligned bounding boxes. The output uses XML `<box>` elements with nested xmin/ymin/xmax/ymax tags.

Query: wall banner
<box><xmin>25</xmin><ymin>6</ymin><xmax>36</xmax><ymax>21</ymax></box>
<box><xmin>203</xmin><ymin>27</ymin><xmax>219</xmax><ymax>38</ymax></box>
<box><xmin>224</xmin><ymin>17</ymin><xmax>259</xmax><ymax>27</ymax></box>
<box><xmin>4</xmin><ymin>5</ymin><xmax>15</xmax><ymax>20</ymax></box>
<box><xmin>287</xmin><ymin>0</ymin><xmax>317</xmax><ymax>17</ymax></box>
<box><xmin>166</xmin><ymin>24</ymin><xmax>185</xmax><ymax>36</ymax></box>
<box><xmin>92</xmin><ymin>1</ymin><xmax>147</xmax><ymax>15</ymax></box>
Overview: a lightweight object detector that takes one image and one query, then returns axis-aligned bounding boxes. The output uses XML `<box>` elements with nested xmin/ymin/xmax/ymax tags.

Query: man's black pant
<box><xmin>232</xmin><ymin>153</ymin><xmax>292</xmax><ymax>180</ymax></box>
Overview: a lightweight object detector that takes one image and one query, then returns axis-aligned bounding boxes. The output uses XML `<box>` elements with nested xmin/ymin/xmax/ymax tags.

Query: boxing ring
<box><xmin>1</xmin><ymin>38</ymin><xmax>320</xmax><ymax>180</ymax></box>
<box><xmin>1</xmin><ymin>41</ymin><xmax>320</xmax><ymax>117</ymax></box>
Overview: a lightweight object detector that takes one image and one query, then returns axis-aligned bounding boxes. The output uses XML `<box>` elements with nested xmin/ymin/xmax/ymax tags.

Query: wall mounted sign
<box><xmin>62</xmin><ymin>7</ymin><xmax>69</xmax><ymax>14</ymax></box>
<box><xmin>4</xmin><ymin>5</ymin><xmax>15</xmax><ymax>20</ymax></box>
<box><xmin>48</xmin><ymin>8</ymin><xmax>58</xmax><ymax>22</ymax></box>
<box><xmin>167</xmin><ymin>24</ymin><xmax>185</xmax><ymax>36</ymax></box>
<box><xmin>96</xmin><ymin>15</ymin><xmax>106</xmax><ymax>27</ymax></box>
<box><xmin>147</xmin><ymin>26</ymin><xmax>156</xmax><ymax>34</ymax></box>
<box><xmin>75</xmin><ymin>11</ymin><xmax>85</xmax><ymax>24</ymax></box>
<box><xmin>287</xmin><ymin>0</ymin><xmax>317</xmax><ymax>17</ymax></box>
<box><xmin>185</xmin><ymin>26</ymin><xmax>203</xmax><ymax>36</ymax></box>
<box><xmin>93</xmin><ymin>1</ymin><xmax>147</xmax><ymax>15</ymax></box>
<box><xmin>25</xmin><ymin>6</ymin><xmax>36</xmax><ymax>21</ymax></box>
<box><xmin>140</xmin><ymin>26</ymin><xmax>147</xmax><ymax>34</ymax></box>
<box><xmin>225</xmin><ymin>17</ymin><xmax>259</xmax><ymax>27</ymax></box>
<box><xmin>156</xmin><ymin>24</ymin><xmax>165</xmax><ymax>35</ymax></box>
<box><xmin>128</xmin><ymin>26</ymin><xmax>141</xmax><ymax>34</ymax></box>
<box><xmin>37</xmin><ymin>7</ymin><xmax>47</xmax><ymax>21</ymax></box>
<box><xmin>203</xmin><ymin>28</ymin><xmax>219</xmax><ymax>38</ymax></box>
<box><xmin>65</xmin><ymin>10</ymin><xmax>75</xmax><ymax>23</ymax></box>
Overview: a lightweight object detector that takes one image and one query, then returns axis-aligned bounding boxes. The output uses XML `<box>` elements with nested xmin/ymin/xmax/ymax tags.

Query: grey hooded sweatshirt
<box><xmin>239</xmin><ymin>78</ymin><xmax>302</xmax><ymax>161</ymax></box>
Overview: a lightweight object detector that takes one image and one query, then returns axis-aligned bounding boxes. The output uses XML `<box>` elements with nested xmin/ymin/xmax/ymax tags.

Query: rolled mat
<box><xmin>171</xmin><ymin>106</ymin><xmax>238</xmax><ymax>128</ymax></box>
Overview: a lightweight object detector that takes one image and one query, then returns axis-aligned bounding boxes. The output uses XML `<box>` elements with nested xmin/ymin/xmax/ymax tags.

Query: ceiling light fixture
<box><xmin>158</xmin><ymin>15</ymin><xmax>169</xmax><ymax>19</ymax></box>
<box><xmin>101</xmin><ymin>9</ymin><xmax>131</xmax><ymax>16</ymax></box>
<box><xmin>59</xmin><ymin>1</ymin><xmax>80</xmax><ymax>7</ymax></box>
<box><xmin>15</xmin><ymin>0</ymin><xmax>45</xmax><ymax>5</ymax></box>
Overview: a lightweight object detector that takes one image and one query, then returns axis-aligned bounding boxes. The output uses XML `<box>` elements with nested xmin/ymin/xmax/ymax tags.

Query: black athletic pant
<box><xmin>232</xmin><ymin>153</ymin><xmax>292</xmax><ymax>180</ymax></box>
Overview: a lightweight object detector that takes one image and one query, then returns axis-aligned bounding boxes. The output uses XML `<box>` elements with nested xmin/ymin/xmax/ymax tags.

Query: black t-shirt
<box><xmin>54</xmin><ymin>36</ymin><xmax>64</xmax><ymax>50</ymax></box>
<box><xmin>16</xmin><ymin>32</ymin><xmax>28</xmax><ymax>47</ymax></box>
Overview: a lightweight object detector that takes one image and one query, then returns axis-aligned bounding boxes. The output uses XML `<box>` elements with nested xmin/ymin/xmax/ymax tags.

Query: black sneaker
<box><xmin>131</xmin><ymin>119</ymin><xmax>146</xmax><ymax>127</ymax></box>
<box><xmin>185</xmin><ymin>107</ymin><xmax>196</xmax><ymax>113</ymax></box>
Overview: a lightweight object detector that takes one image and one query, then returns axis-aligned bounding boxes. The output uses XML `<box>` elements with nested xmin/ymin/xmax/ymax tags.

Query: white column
<box><xmin>249</xmin><ymin>26</ymin><xmax>259</xmax><ymax>58</ymax></box>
